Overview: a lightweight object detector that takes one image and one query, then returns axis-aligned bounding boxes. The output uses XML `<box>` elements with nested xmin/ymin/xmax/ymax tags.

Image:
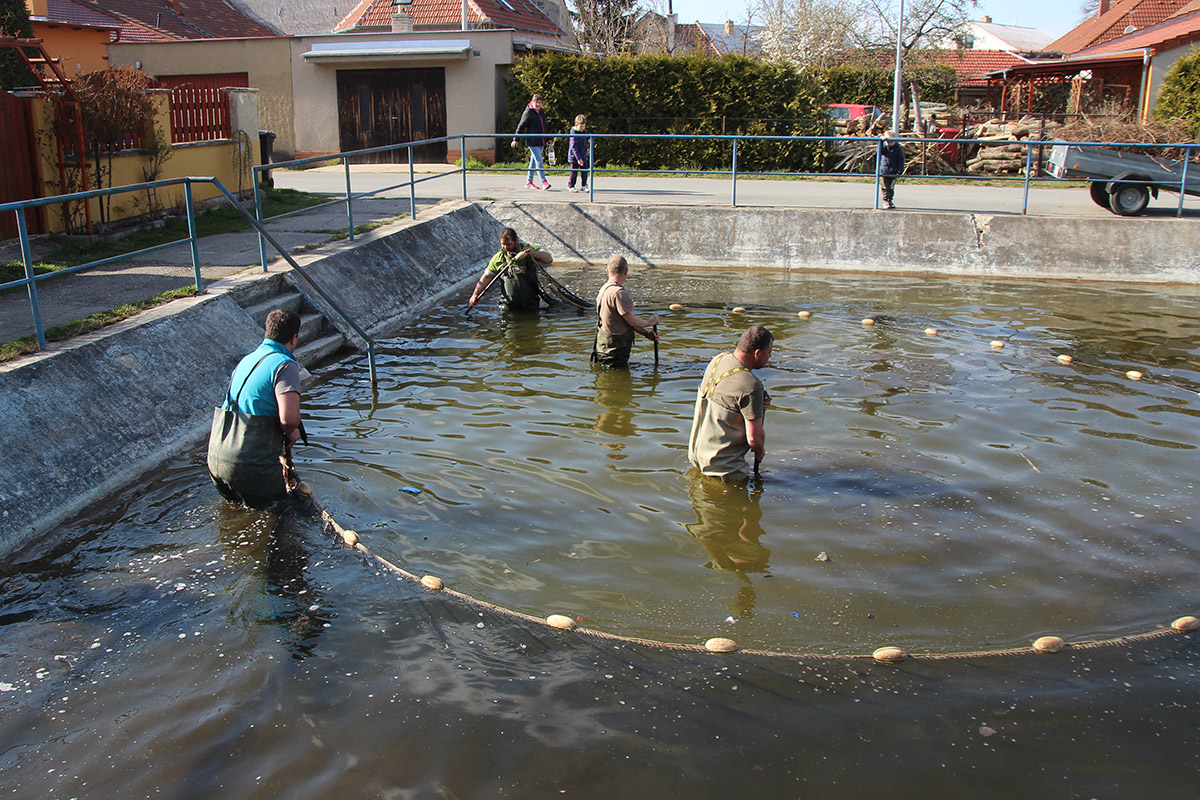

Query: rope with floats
<box><xmin>290</xmin><ymin>303</ymin><xmax>1199</xmax><ymax>664</ymax></box>
<box><xmin>288</xmin><ymin>482</ymin><xmax>1198</xmax><ymax>664</ymax></box>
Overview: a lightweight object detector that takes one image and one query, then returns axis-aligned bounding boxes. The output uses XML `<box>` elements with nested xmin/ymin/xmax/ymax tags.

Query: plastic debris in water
<box><xmin>401</xmin><ymin>486</ymin><xmax>421</xmax><ymax>495</ymax></box>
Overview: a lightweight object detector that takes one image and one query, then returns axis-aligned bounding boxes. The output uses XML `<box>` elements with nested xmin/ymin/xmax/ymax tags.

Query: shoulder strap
<box><xmin>702</xmin><ymin>353</ymin><xmax>751</xmax><ymax>400</ymax></box>
<box><xmin>224</xmin><ymin>351</ymin><xmax>277</xmax><ymax>411</ymax></box>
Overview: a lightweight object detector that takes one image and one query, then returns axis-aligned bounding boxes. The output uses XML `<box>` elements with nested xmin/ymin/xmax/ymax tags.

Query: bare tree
<box><xmin>570</xmin><ymin>0</ymin><xmax>639</xmax><ymax>55</ymax></box>
<box><xmin>754</xmin><ymin>0</ymin><xmax>859</xmax><ymax>68</ymax></box>
<box><xmin>854</xmin><ymin>0</ymin><xmax>978</xmax><ymax>56</ymax></box>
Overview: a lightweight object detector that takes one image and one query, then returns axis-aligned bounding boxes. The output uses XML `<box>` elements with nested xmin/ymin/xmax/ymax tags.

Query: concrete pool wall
<box><xmin>492</xmin><ymin>202</ymin><xmax>1200</xmax><ymax>282</ymax></box>
<box><xmin>2</xmin><ymin>199</ymin><xmax>1197</xmax><ymax>557</ymax></box>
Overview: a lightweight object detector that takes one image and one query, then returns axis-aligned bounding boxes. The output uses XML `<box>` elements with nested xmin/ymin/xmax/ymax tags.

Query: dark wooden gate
<box><xmin>0</xmin><ymin>91</ymin><xmax>45</xmax><ymax>237</ymax></box>
<box><xmin>336</xmin><ymin>68</ymin><xmax>447</xmax><ymax>163</ymax></box>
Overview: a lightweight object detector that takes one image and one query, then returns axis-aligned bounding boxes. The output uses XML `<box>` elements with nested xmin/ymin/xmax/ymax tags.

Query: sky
<box><xmin>666</xmin><ymin>0</ymin><xmax>1086</xmax><ymax>41</ymax></box>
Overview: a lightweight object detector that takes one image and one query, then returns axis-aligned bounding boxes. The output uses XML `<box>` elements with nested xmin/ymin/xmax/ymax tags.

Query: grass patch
<box><xmin>0</xmin><ymin>261</ymin><xmax>61</xmax><ymax>287</ymax></box>
<box><xmin>470</xmin><ymin>160</ymin><xmax>1083</xmax><ymax>187</ymax></box>
<box><xmin>0</xmin><ymin>285</ymin><xmax>199</xmax><ymax>363</ymax></box>
<box><xmin>453</xmin><ymin>155</ymin><xmax>491</xmax><ymax>170</ymax></box>
<box><xmin>329</xmin><ymin>214</ymin><xmax>408</xmax><ymax>241</ymax></box>
<box><xmin>288</xmin><ymin>159</ymin><xmax>343</xmax><ymax>171</ymax></box>
<box><xmin>1</xmin><ymin>188</ymin><xmax>328</xmax><ymax>278</ymax></box>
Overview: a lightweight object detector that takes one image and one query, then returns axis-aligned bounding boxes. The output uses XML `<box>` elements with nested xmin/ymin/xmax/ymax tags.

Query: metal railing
<box><xmin>6</xmin><ymin>133</ymin><xmax>1196</xmax><ymax>357</ymax></box>
<box><xmin>248</xmin><ymin>132</ymin><xmax>1198</xmax><ymax>268</ymax></box>
<box><xmin>0</xmin><ymin>176</ymin><xmax>377</xmax><ymax>384</ymax></box>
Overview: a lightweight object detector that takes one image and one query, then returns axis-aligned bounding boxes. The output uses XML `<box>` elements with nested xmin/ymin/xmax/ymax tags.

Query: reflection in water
<box><xmin>593</xmin><ymin>368</ymin><xmax>636</xmax><ymax>456</ymax></box>
<box><xmin>685</xmin><ymin>469</ymin><xmax>770</xmax><ymax>619</ymax></box>
<box><xmin>217</xmin><ymin>502</ymin><xmax>328</xmax><ymax>660</ymax></box>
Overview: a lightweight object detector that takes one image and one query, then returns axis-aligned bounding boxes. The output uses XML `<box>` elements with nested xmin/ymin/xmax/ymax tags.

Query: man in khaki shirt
<box><xmin>688</xmin><ymin>325</ymin><xmax>773</xmax><ymax>481</ymax></box>
<box><xmin>592</xmin><ymin>255</ymin><xmax>659</xmax><ymax>367</ymax></box>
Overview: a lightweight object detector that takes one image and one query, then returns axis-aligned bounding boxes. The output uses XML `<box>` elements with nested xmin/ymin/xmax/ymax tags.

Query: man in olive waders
<box><xmin>467</xmin><ymin>227</ymin><xmax>554</xmax><ymax>312</ymax></box>
<box><xmin>688</xmin><ymin>325</ymin><xmax>773</xmax><ymax>481</ymax></box>
<box><xmin>592</xmin><ymin>255</ymin><xmax>660</xmax><ymax>368</ymax></box>
<box><xmin>207</xmin><ymin>308</ymin><xmax>305</xmax><ymax>508</ymax></box>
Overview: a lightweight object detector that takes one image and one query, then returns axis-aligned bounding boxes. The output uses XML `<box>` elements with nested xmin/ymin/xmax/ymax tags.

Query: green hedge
<box><xmin>822</xmin><ymin>64</ymin><xmax>956</xmax><ymax>106</ymax></box>
<box><xmin>504</xmin><ymin>54</ymin><xmax>824</xmax><ymax>171</ymax></box>
<box><xmin>502</xmin><ymin>55</ymin><xmax>957</xmax><ymax>171</ymax></box>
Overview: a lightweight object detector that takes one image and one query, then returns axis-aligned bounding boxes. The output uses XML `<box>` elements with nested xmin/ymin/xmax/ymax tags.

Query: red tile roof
<box><xmin>114</xmin><ymin>17</ymin><xmax>182</xmax><ymax>41</ymax></box>
<box><xmin>1071</xmin><ymin>7</ymin><xmax>1200</xmax><ymax>55</ymax></box>
<box><xmin>674</xmin><ymin>21</ymin><xmax>707</xmax><ymax>54</ymax></box>
<box><xmin>85</xmin><ymin>0</ymin><xmax>278</xmax><ymax>40</ymax></box>
<box><xmin>915</xmin><ymin>49</ymin><xmax>1028</xmax><ymax>86</ymax></box>
<box><xmin>1046</xmin><ymin>0</ymin><xmax>1189</xmax><ymax>53</ymax></box>
<box><xmin>335</xmin><ymin>0</ymin><xmax>564</xmax><ymax>35</ymax></box>
<box><xmin>39</xmin><ymin>0</ymin><xmax>122</xmax><ymax>31</ymax></box>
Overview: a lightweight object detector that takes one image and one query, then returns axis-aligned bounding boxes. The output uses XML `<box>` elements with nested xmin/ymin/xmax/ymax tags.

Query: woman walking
<box><xmin>512</xmin><ymin>94</ymin><xmax>551</xmax><ymax>190</ymax></box>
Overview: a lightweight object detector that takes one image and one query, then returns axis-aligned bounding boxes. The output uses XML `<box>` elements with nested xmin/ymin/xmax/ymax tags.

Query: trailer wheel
<box><xmin>1111</xmin><ymin>182</ymin><xmax>1149</xmax><ymax>216</ymax></box>
<box><xmin>1089</xmin><ymin>182</ymin><xmax>1112</xmax><ymax>211</ymax></box>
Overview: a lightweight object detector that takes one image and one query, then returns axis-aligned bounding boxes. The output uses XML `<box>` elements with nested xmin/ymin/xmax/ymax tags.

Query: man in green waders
<box><xmin>592</xmin><ymin>255</ymin><xmax>659</xmax><ymax>368</ymax></box>
<box><xmin>207</xmin><ymin>309</ymin><xmax>305</xmax><ymax>508</ymax></box>
<box><xmin>467</xmin><ymin>227</ymin><xmax>553</xmax><ymax>312</ymax></box>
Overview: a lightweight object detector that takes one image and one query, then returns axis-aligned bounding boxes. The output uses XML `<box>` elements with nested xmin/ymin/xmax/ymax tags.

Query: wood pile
<box><xmin>964</xmin><ymin>116</ymin><xmax>1058</xmax><ymax>175</ymax></box>
<box><xmin>907</xmin><ymin>103</ymin><xmax>952</xmax><ymax>131</ymax></box>
<box><xmin>830</xmin><ymin>113</ymin><xmax>889</xmax><ymax>137</ymax></box>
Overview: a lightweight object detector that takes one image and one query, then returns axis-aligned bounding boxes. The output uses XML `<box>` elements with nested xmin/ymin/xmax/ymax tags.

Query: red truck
<box><xmin>826</xmin><ymin>104</ymin><xmax>885</xmax><ymax>123</ymax></box>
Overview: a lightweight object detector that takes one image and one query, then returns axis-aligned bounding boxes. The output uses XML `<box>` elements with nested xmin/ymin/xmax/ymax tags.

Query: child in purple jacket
<box><xmin>567</xmin><ymin>114</ymin><xmax>589</xmax><ymax>193</ymax></box>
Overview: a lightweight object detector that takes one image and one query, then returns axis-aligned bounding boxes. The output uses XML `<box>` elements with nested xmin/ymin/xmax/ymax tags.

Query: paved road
<box><xmin>2</xmin><ymin>165</ymin><xmax>1195</xmax><ymax>347</ymax></box>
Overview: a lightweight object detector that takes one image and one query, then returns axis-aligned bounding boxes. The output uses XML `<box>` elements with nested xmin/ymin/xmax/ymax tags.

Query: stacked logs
<box><xmin>965</xmin><ymin>116</ymin><xmax>1058</xmax><ymax>175</ymax></box>
<box><xmin>830</xmin><ymin>113</ymin><xmax>889</xmax><ymax>138</ymax></box>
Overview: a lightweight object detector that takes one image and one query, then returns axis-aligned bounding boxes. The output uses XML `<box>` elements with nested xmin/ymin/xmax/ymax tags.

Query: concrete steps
<box><xmin>234</xmin><ymin>279</ymin><xmax>352</xmax><ymax>372</ymax></box>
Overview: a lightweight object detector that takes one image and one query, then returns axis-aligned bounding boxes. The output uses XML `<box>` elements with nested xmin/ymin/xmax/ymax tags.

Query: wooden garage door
<box><xmin>337</xmin><ymin>68</ymin><xmax>447</xmax><ymax>163</ymax></box>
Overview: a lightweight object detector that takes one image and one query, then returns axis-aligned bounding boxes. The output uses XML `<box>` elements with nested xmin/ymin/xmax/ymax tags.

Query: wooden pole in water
<box><xmin>653</xmin><ymin>324</ymin><xmax>659</xmax><ymax>367</ymax></box>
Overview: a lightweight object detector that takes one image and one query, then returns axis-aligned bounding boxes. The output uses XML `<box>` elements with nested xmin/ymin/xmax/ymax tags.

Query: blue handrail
<box><xmin>1</xmin><ymin>176</ymin><xmax>378</xmax><ymax>384</ymax></box>
<box><xmin>6</xmin><ymin>133</ymin><xmax>1195</xmax><ymax>356</ymax></box>
<box><xmin>247</xmin><ymin>132</ymin><xmax>1198</xmax><ymax>268</ymax></box>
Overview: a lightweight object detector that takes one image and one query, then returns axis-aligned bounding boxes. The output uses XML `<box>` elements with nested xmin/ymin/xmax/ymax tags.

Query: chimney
<box><xmin>28</xmin><ymin>0</ymin><xmax>50</xmax><ymax>18</ymax></box>
<box><xmin>1099</xmin><ymin>0</ymin><xmax>1110</xmax><ymax>15</ymax></box>
<box><xmin>980</xmin><ymin>15</ymin><xmax>991</xmax><ymax>23</ymax></box>
<box><xmin>392</xmin><ymin>9</ymin><xmax>414</xmax><ymax>30</ymax></box>
<box><xmin>724</xmin><ymin>19</ymin><xmax>734</xmax><ymax>35</ymax></box>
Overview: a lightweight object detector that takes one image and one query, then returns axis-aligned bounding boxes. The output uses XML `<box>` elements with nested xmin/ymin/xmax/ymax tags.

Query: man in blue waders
<box><xmin>207</xmin><ymin>308</ymin><xmax>306</xmax><ymax>508</ymax></box>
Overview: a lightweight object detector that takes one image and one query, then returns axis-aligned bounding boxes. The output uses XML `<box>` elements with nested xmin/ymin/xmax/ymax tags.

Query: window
<box><xmin>359</xmin><ymin>85</ymin><xmax>371</xmax><ymax>134</ymax></box>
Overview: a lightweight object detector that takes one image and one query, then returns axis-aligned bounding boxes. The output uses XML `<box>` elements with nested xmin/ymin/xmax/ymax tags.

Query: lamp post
<box><xmin>891</xmin><ymin>0</ymin><xmax>905</xmax><ymax>135</ymax></box>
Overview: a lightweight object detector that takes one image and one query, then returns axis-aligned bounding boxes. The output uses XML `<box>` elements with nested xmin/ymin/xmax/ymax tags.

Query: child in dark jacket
<box><xmin>567</xmin><ymin>115</ymin><xmax>589</xmax><ymax>193</ymax></box>
<box><xmin>879</xmin><ymin>131</ymin><xmax>905</xmax><ymax>209</ymax></box>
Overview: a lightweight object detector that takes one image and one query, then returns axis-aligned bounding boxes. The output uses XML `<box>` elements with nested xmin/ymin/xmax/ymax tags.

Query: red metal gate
<box><xmin>0</xmin><ymin>91</ymin><xmax>45</xmax><ymax>237</ymax></box>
